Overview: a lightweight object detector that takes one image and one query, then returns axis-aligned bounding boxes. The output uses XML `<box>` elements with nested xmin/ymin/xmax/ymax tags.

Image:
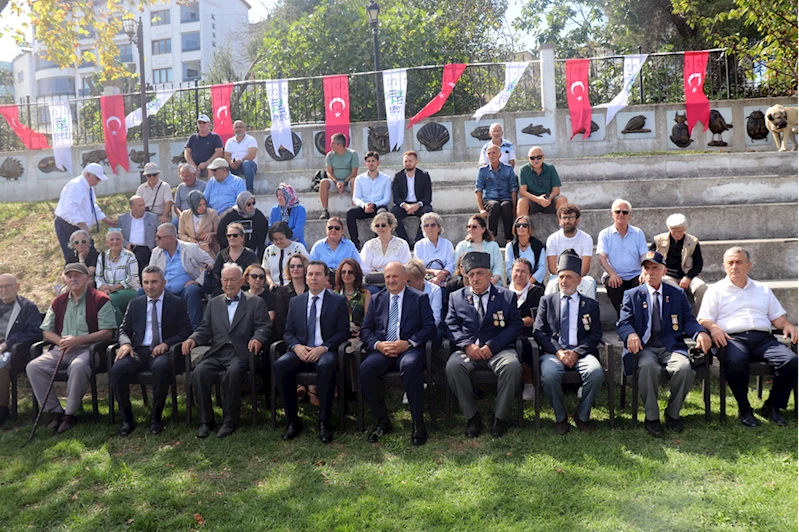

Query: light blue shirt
<box><xmin>353</xmin><ymin>171</ymin><xmax>392</xmax><ymax>208</ymax></box>
<box><xmin>204</xmin><ymin>172</ymin><xmax>246</xmax><ymax>213</ymax></box>
<box><xmin>475</xmin><ymin>162</ymin><xmax>518</xmax><ymax>202</ymax></box>
<box><xmin>596</xmin><ymin>224</ymin><xmax>648</xmax><ymax>281</ymax></box>
<box><xmin>505</xmin><ymin>241</ymin><xmax>547</xmax><ymax>285</ymax></box>
<box><xmin>309</xmin><ymin>237</ymin><xmax>361</xmax><ymax>271</ymax></box>
<box><xmin>164</xmin><ymin>244</ymin><xmax>193</xmax><ymax>294</ymax></box>
<box><xmin>413</xmin><ymin>236</ymin><xmax>455</xmax><ymax>275</ymax></box>
<box><xmin>424</xmin><ymin>281</ymin><xmax>442</xmax><ymax>327</ymax></box>
<box><xmin>453</xmin><ymin>240</ymin><xmax>504</xmax><ymax>286</ymax></box>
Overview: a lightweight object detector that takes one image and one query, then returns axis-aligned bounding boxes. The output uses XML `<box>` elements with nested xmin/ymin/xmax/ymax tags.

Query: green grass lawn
<box><xmin>1</xmin><ymin>381</ymin><xmax>795</xmax><ymax>532</ymax></box>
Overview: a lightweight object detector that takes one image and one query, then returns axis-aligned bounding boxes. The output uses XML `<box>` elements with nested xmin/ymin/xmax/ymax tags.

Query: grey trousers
<box><xmin>26</xmin><ymin>346</ymin><xmax>95</xmax><ymax>416</ymax></box>
<box><xmin>637</xmin><ymin>346</ymin><xmax>695</xmax><ymax>421</ymax></box>
<box><xmin>540</xmin><ymin>353</ymin><xmax>604</xmax><ymax>423</ymax></box>
<box><xmin>445</xmin><ymin>348</ymin><xmax>522</xmax><ymax>421</ymax></box>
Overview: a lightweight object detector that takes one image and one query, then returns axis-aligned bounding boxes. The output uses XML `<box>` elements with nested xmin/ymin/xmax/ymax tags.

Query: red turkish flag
<box><xmin>0</xmin><ymin>105</ymin><xmax>49</xmax><ymax>150</ymax></box>
<box><xmin>100</xmin><ymin>95</ymin><xmax>129</xmax><ymax>174</ymax></box>
<box><xmin>566</xmin><ymin>59</ymin><xmax>592</xmax><ymax>140</ymax></box>
<box><xmin>211</xmin><ymin>83</ymin><xmax>234</xmax><ymax>144</ymax></box>
<box><xmin>408</xmin><ymin>64</ymin><xmax>467</xmax><ymax>128</ymax></box>
<box><xmin>323</xmin><ymin>75</ymin><xmax>350</xmax><ymax>152</ymax></box>
<box><xmin>684</xmin><ymin>51</ymin><xmax>710</xmax><ymax>134</ymax></box>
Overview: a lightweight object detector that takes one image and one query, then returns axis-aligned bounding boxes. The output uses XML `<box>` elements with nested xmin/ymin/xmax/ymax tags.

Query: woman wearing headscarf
<box><xmin>217</xmin><ymin>190</ymin><xmax>269</xmax><ymax>262</ymax></box>
<box><xmin>178</xmin><ymin>189</ymin><xmax>220</xmax><ymax>257</ymax></box>
<box><xmin>269</xmin><ymin>183</ymin><xmax>306</xmax><ymax>248</ymax></box>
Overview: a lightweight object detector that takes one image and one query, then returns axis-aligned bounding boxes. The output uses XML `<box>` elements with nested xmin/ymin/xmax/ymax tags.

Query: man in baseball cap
<box><xmin>184</xmin><ymin>114</ymin><xmax>223</xmax><ymax>177</ymax></box>
<box><xmin>204</xmin><ymin>157</ymin><xmax>245</xmax><ymax>213</ymax></box>
<box><xmin>136</xmin><ymin>162</ymin><xmax>174</xmax><ymax>224</ymax></box>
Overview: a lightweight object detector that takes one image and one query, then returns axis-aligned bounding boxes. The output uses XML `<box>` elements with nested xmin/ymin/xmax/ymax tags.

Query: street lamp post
<box><xmin>366</xmin><ymin>1</ymin><xmax>381</xmax><ymax>120</ymax></box>
<box><xmin>123</xmin><ymin>16</ymin><xmax>149</xmax><ymax>182</ymax></box>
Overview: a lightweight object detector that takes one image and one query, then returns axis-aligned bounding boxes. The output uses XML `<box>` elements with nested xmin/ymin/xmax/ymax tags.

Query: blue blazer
<box><xmin>533</xmin><ymin>292</ymin><xmax>602</xmax><ymax>358</ymax></box>
<box><xmin>4</xmin><ymin>295</ymin><xmax>42</xmax><ymax>347</ymax></box>
<box><xmin>284</xmin><ymin>289</ymin><xmax>349</xmax><ymax>352</ymax></box>
<box><xmin>616</xmin><ymin>283</ymin><xmax>704</xmax><ymax>375</ymax></box>
<box><xmin>118</xmin><ymin>291</ymin><xmax>193</xmax><ymax>349</ymax></box>
<box><xmin>445</xmin><ymin>284</ymin><xmax>523</xmax><ymax>355</ymax></box>
<box><xmin>269</xmin><ymin>204</ymin><xmax>307</xmax><ymax>248</ymax></box>
<box><xmin>360</xmin><ymin>287</ymin><xmax>436</xmax><ymax>351</ymax></box>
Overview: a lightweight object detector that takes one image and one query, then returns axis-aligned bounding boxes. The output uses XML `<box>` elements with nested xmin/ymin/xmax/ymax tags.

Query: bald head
<box><xmin>0</xmin><ymin>273</ymin><xmax>19</xmax><ymax>304</ymax></box>
<box><xmin>384</xmin><ymin>261</ymin><xmax>407</xmax><ymax>295</ymax></box>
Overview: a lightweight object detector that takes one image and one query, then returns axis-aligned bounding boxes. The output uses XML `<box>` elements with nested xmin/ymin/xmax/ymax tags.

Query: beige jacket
<box><xmin>653</xmin><ymin>232</ymin><xmax>699</xmax><ymax>276</ymax></box>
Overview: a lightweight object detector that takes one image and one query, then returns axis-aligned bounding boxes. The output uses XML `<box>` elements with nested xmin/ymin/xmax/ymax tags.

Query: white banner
<box><xmin>48</xmin><ymin>102</ymin><xmax>73</xmax><ymax>175</ymax></box>
<box><xmin>597</xmin><ymin>54</ymin><xmax>648</xmax><ymax>125</ymax></box>
<box><xmin>382</xmin><ymin>68</ymin><xmax>407</xmax><ymax>151</ymax></box>
<box><xmin>124</xmin><ymin>90</ymin><xmax>175</xmax><ymax>130</ymax></box>
<box><xmin>473</xmin><ymin>62</ymin><xmax>530</xmax><ymax>122</ymax></box>
<box><xmin>265</xmin><ymin>79</ymin><xmax>294</xmax><ymax>154</ymax></box>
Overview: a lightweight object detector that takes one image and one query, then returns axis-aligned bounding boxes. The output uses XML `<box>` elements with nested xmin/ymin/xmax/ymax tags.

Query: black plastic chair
<box><xmin>8</xmin><ymin>312</ymin><xmax>45</xmax><ymax>420</ymax></box>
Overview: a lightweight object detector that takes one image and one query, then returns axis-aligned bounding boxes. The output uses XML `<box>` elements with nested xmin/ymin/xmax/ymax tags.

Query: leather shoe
<box><xmin>411</xmin><ymin>421</ymin><xmax>428</xmax><ymax>446</ymax></box>
<box><xmin>664</xmin><ymin>412</ymin><xmax>685</xmax><ymax>433</ymax></box>
<box><xmin>57</xmin><ymin>415</ymin><xmax>77</xmax><ymax>434</ymax></box>
<box><xmin>216</xmin><ymin>424</ymin><xmax>237</xmax><ymax>438</ymax></box>
<box><xmin>574</xmin><ymin>416</ymin><xmax>592</xmax><ymax>433</ymax></box>
<box><xmin>761</xmin><ymin>404</ymin><xmax>786</xmax><ymax>426</ymax></box>
<box><xmin>282</xmin><ymin>417</ymin><xmax>303</xmax><ymax>440</ymax></box>
<box><xmin>319</xmin><ymin>421</ymin><xmax>334</xmax><ymax>444</ymax></box>
<box><xmin>367</xmin><ymin>418</ymin><xmax>393</xmax><ymax>443</ymax></box>
<box><xmin>197</xmin><ymin>422</ymin><xmax>217</xmax><ymax>439</ymax></box>
<box><xmin>739</xmin><ymin>412</ymin><xmax>760</xmax><ymax>428</ymax></box>
<box><xmin>554</xmin><ymin>419</ymin><xmax>570</xmax><ymax>435</ymax></box>
<box><xmin>118</xmin><ymin>421</ymin><xmax>135</xmax><ymax>437</ymax></box>
<box><xmin>465</xmin><ymin>412</ymin><xmax>482</xmax><ymax>438</ymax></box>
<box><xmin>47</xmin><ymin>412</ymin><xmax>64</xmax><ymax>431</ymax></box>
<box><xmin>491</xmin><ymin>417</ymin><xmax>507</xmax><ymax>438</ymax></box>
<box><xmin>149</xmin><ymin>419</ymin><xmax>164</xmax><ymax>435</ymax></box>
<box><xmin>0</xmin><ymin>406</ymin><xmax>9</xmax><ymax>427</ymax></box>
<box><xmin>644</xmin><ymin>418</ymin><xmax>664</xmax><ymax>437</ymax></box>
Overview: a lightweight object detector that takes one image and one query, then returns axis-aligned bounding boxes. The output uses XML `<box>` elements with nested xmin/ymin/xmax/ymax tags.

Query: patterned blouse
<box><xmin>336</xmin><ymin>288</ymin><xmax>369</xmax><ymax>335</ymax></box>
<box><xmin>95</xmin><ymin>249</ymin><xmax>141</xmax><ymax>290</ymax></box>
<box><xmin>359</xmin><ymin>236</ymin><xmax>411</xmax><ymax>273</ymax></box>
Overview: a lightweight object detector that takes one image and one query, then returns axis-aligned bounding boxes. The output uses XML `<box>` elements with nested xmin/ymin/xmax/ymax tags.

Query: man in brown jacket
<box><xmin>652</xmin><ymin>213</ymin><xmax>707</xmax><ymax>314</ymax></box>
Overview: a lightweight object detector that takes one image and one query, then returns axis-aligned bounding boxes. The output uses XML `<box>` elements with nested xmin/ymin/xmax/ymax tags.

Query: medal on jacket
<box><xmin>642</xmin><ymin>301</ymin><xmax>648</xmax><ymax>309</ymax></box>
<box><xmin>497</xmin><ymin>310</ymin><xmax>505</xmax><ymax>327</ymax></box>
<box><xmin>672</xmin><ymin>314</ymin><xmax>679</xmax><ymax>331</ymax></box>
<box><xmin>582</xmin><ymin>314</ymin><xmax>591</xmax><ymax>331</ymax></box>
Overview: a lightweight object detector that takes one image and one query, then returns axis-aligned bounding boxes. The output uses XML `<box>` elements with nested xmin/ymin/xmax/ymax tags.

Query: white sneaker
<box><xmin>577</xmin><ymin>386</ymin><xmax>583</xmax><ymax>400</ymax></box>
<box><xmin>402</xmin><ymin>383</ymin><xmax>427</xmax><ymax>405</ymax></box>
<box><xmin>522</xmin><ymin>384</ymin><xmax>535</xmax><ymax>402</ymax></box>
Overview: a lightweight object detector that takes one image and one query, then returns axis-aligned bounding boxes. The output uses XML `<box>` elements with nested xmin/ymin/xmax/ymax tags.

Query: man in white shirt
<box><xmin>698</xmin><ymin>246</ymin><xmax>798</xmax><ymax>428</ymax></box>
<box><xmin>119</xmin><ymin>195</ymin><xmax>158</xmax><ymax>278</ymax></box>
<box><xmin>544</xmin><ymin>203</ymin><xmax>597</xmax><ymax>299</ymax></box>
<box><xmin>346</xmin><ymin>151</ymin><xmax>392</xmax><ymax>249</ymax></box>
<box><xmin>135</xmin><ymin>162</ymin><xmax>174</xmax><ymax>224</ymax></box>
<box><xmin>53</xmin><ymin>162</ymin><xmax>118</xmax><ymax>262</ymax></box>
<box><xmin>224</xmin><ymin>120</ymin><xmax>259</xmax><ymax>193</ymax></box>
<box><xmin>478</xmin><ymin>123</ymin><xmax>516</xmax><ymax>168</ymax></box>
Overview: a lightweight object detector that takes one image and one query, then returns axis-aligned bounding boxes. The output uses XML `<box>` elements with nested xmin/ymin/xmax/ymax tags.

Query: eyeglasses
<box><xmin>422</xmin><ymin>223</ymin><xmax>437</xmax><ymax>228</ymax></box>
<box><xmin>529</xmin><ymin>155</ymin><xmax>543</xmax><ymax>161</ymax></box>
<box><xmin>327</xmin><ymin>226</ymin><xmax>342</xmax><ymax>231</ymax></box>
<box><xmin>467</xmin><ymin>225</ymin><xmax>481</xmax><ymax>230</ymax></box>
<box><xmin>72</xmin><ymin>239</ymin><xmax>88</xmax><ymax>245</ymax></box>
<box><xmin>289</xmin><ymin>264</ymin><xmax>305</xmax><ymax>269</ymax></box>
<box><xmin>613</xmin><ymin>210</ymin><xmax>630</xmax><ymax>215</ymax></box>
<box><xmin>248</xmin><ymin>273</ymin><xmax>265</xmax><ymax>280</ymax></box>
<box><xmin>374</xmin><ymin>223</ymin><xmax>388</xmax><ymax>228</ymax></box>
<box><xmin>340</xmin><ymin>270</ymin><xmax>355</xmax><ymax>276</ymax></box>
<box><xmin>226</xmin><ymin>233</ymin><xmax>243</xmax><ymax>238</ymax></box>
<box><xmin>246</xmin><ymin>200</ymin><xmax>256</xmax><ymax>207</ymax></box>
<box><xmin>144</xmin><ymin>173</ymin><xmax>159</xmax><ymax>177</ymax></box>
<box><xmin>515</xmin><ymin>223</ymin><xmax>529</xmax><ymax>228</ymax></box>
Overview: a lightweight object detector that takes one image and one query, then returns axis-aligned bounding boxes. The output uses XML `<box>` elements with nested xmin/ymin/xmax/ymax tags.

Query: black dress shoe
<box><xmin>574</xmin><ymin>416</ymin><xmax>592</xmax><ymax>433</ymax></box>
<box><xmin>664</xmin><ymin>412</ymin><xmax>685</xmax><ymax>433</ymax></box>
<box><xmin>411</xmin><ymin>421</ymin><xmax>428</xmax><ymax>446</ymax></box>
<box><xmin>282</xmin><ymin>417</ymin><xmax>303</xmax><ymax>440</ymax></box>
<box><xmin>149</xmin><ymin>419</ymin><xmax>164</xmax><ymax>435</ymax></box>
<box><xmin>367</xmin><ymin>418</ymin><xmax>394</xmax><ymax>443</ymax></box>
<box><xmin>644</xmin><ymin>419</ymin><xmax>664</xmax><ymax>437</ymax></box>
<box><xmin>118</xmin><ymin>421</ymin><xmax>135</xmax><ymax>437</ymax></box>
<box><xmin>0</xmin><ymin>406</ymin><xmax>9</xmax><ymax>427</ymax></box>
<box><xmin>216</xmin><ymin>424</ymin><xmax>237</xmax><ymax>438</ymax></box>
<box><xmin>491</xmin><ymin>417</ymin><xmax>507</xmax><ymax>438</ymax></box>
<box><xmin>761</xmin><ymin>404</ymin><xmax>787</xmax><ymax>426</ymax></box>
<box><xmin>197</xmin><ymin>422</ymin><xmax>217</xmax><ymax>439</ymax></box>
<box><xmin>465</xmin><ymin>412</ymin><xmax>482</xmax><ymax>438</ymax></box>
<box><xmin>319</xmin><ymin>421</ymin><xmax>334</xmax><ymax>444</ymax></box>
<box><xmin>739</xmin><ymin>412</ymin><xmax>760</xmax><ymax>428</ymax></box>
<box><xmin>554</xmin><ymin>419</ymin><xmax>570</xmax><ymax>435</ymax></box>
<box><xmin>47</xmin><ymin>412</ymin><xmax>64</xmax><ymax>431</ymax></box>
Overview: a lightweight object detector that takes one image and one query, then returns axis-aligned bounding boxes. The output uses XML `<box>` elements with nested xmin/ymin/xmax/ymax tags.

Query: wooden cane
<box><xmin>23</xmin><ymin>347</ymin><xmax>67</xmax><ymax>446</ymax></box>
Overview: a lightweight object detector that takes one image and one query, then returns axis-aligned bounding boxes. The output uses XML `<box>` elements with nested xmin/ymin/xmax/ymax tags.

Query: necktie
<box><xmin>226</xmin><ymin>295</ymin><xmax>240</xmax><ymax>305</ymax></box>
<box><xmin>387</xmin><ymin>295</ymin><xmax>399</xmax><ymax>341</ymax></box>
<box><xmin>650</xmin><ymin>291</ymin><xmax>663</xmax><ymax>347</ymax></box>
<box><xmin>561</xmin><ymin>295</ymin><xmax>571</xmax><ymax>348</ymax></box>
<box><xmin>475</xmin><ymin>291</ymin><xmax>486</xmax><ymax>323</ymax></box>
<box><xmin>278</xmin><ymin>249</ymin><xmax>285</xmax><ymax>285</ymax></box>
<box><xmin>307</xmin><ymin>295</ymin><xmax>319</xmax><ymax>347</ymax></box>
<box><xmin>150</xmin><ymin>300</ymin><xmax>161</xmax><ymax>347</ymax></box>
<box><xmin>89</xmin><ymin>187</ymin><xmax>100</xmax><ymax>232</ymax></box>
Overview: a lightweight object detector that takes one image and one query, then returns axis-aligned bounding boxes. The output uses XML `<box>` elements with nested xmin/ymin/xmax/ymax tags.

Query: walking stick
<box><xmin>24</xmin><ymin>347</ymin><xmax>67</xmax><ymax>446</ymax></box>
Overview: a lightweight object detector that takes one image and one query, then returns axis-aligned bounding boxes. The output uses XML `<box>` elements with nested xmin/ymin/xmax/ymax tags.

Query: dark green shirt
<box><xmin>518</xmin><ymin>162</ymin><xmax>562</xmax><ymax>196</ymax></box>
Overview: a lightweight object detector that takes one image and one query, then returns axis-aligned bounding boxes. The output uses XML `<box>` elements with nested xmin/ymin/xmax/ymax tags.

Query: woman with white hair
<box><xmin>360</xmin><ymin>211</ymin><xmax>411</xmax><ymax>276</ymax></box>
<box><xmin>66</xmin><ymin>229</ymin><xmax>98</xmax><ymax>284</ymax></box>
<box><xmin>412</xmin><ymin>211</ymin><xmax>455</xmax><ymax>287</ymax></box>
<box><xmin>95</xmin><ymin>229</ymin><xmax>140</xmax><ymax>325</ymax></box>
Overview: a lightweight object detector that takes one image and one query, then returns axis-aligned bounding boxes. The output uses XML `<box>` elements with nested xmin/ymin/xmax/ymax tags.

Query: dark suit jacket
<box><xmin>616</xmin><ymin>283</ymin><xmax>704</xmax><ymax>375</ymax></box>
<box><xmin>189</xmin><ymin>292</ymin><xmax>271</xmax><ymax>360</ymax></box>
<box><xmin>284</xmin><ymin>289</ymin><xmax>349</xmax><ymax>353</ymax></box>
<box><xmin>392</xmin><ymin>169</ymin><xmax>432</xmax><ymax>207</ymax></box>
<box><xmin>118</xmin><ymin>292</ymin><xmax>193</xmax><ymax>349</ymax></box>
<box><xmin>445</xmin><ymin>284</ymin><xmax>523</xmax><ymax>355</ymax></box>
<box><xmin>119</xmin><ymin>211</ymin><xmax>158</xmax><ymax>250</ymax></box>
<box><xmin>360</xmin><ymin>287</ymin><xmax>436</xmax><ymax>350</ymax></box>
<box><xmin>3</xmin><ymin>295</ymin><xmax>42</xmax><ymax>347</ymax></box>
<box><xmin>533</xmin><ymin>292</ymin><xmax>602</xmax><ymax>357</ymax></box>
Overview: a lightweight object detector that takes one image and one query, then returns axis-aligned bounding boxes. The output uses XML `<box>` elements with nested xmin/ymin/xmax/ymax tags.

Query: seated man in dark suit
<box><xmin>275</xmin><ymin>260</ymin><xmax>350</xmax><ymax>443</ymax></box>
<box><xmin>534</xmin><ymin>249</ymin><xmax>603</xmax><ymax>435</ymax></box>
<box><xmin>360</xmin><ymin>261</ymin><xmax>436</xmax><ymax>445</ymax></box>
<box><xmin>110</xmin><ymin>265</ymin><xmax>193</xmax><ymax>437</ymax></box>
<box><xmin>617</xmin><ymin>250</ymin><xmax>711</xmax><ymax>437</ymax></box>
<box><xmin>182</xmin><ymin>263</ymin><xmax>271</xmax><ymax>439</ymax></box>
<box><xmin>445</xmin><ymin>252</ymin><xmax>523</xmax><ymax>438</ymax></box>
<box><xmin>390</xmin><ymin>151</ymin><xmax>433</xmax><ymax>247</ymax></box>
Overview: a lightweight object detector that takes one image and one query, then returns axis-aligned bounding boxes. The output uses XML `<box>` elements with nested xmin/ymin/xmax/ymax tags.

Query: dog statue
<box><xmin>765</xmin><ymin>104</ymin><xmax>798</xmax><ymax>151</ymax></box>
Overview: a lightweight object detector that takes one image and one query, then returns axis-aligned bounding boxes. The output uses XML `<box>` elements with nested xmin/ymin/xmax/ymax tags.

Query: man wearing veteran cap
<box><xmin>652</xmin><ymin>213</ymin><xmax>707</xmax><ymax>315</ymax></box>
<box><xmin>534</xmin><ymin>249</ymin><xmax>603</xmax><ymax>434</ymax></box>
<box><xmin>135</xmin><ymin>162</ymin><xmax>174</xmax><ymax>224</ymax></box>
<box><xmin>26</xmin><ymin>263</ymin><xmax>116</xmax><ymax>433</ymax></box>
<box><xmin>617</xmin><ymin>250</ymin><xmax>711</xmax><ymax>437</ymax></box>
<box><xmin>445</xmin><ymin>251</ymin><xmax>523</xmax><ymax>438</ymax></box>
<box><xmin>204</xmin><ymin>157</ymin><xmax>246</xmax><ymax>214</ymax></box>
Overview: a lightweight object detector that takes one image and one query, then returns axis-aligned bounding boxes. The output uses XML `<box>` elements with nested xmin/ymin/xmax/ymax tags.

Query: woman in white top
<box><xmin>262</xmin><ymin>221</ymin><xmax>308</xmax><ymax>289</ymax></box>
<box><xmin>413</xmin><ymin>211</ymin><xmax>455</xmax><ymax>287</ymax></box>
<box><xmin>453</xmin><ymin>214</ymin><xmax>504</xmax><ymax>285</ymax></box>
<box><xmin>359</xmin><ymin>211</ymin><xmax>411</xmax><ymax>274</ymax></box>
<box><xmin>95</xmin><ymin>229</ymin><xmax>140</xmax><ymax>325</ymax></box>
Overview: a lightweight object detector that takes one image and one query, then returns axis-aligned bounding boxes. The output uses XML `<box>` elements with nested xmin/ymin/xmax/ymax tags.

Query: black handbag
<box><xmin>687</xmin><ymin>345</ymin><xmax>707</xmax><ymax>369</ymax></box>
<box><xmin>202</xmin><ymin>268</ymin><xmax>220</xmax><ymax>296</ymax></box>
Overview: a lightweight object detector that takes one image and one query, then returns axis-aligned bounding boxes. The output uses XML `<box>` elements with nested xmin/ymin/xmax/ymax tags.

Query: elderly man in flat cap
<box><xmin>26</xmin><ymin>263</ymin><xmax>117</xmax><ymax>433</ymax></box>
<box><xmin>445</xmin><ymin>251</ymin><xmax>523</xmax><ymax>438</ymax></box>
<box><xmin>534</xmin><ymin>249</ymin><xmax>603</xmax><ymax>434</ymax></box>
<box><xmin>651</xmin><ymin>213</ymin><xmax>707</xmax><ymax>315</ymax></box>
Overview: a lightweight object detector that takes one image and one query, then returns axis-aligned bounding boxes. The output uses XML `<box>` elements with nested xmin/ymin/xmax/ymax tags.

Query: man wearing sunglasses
<box><xmin>597</xmin><ymin>199</ymin><xmax>648</xmax><ymax>317</ymax></box>
<box><xmin>184</xmin><ymin>114</ymin><xmax>223</xmax><ymax>178</ymax></box>
<box><xmin>517</xmin><ymin>146</ymin><xmax>568</xmax><ymax>217</ymax></box>
<box><xmin>204</xmin><ymin>158</ymin><xmax>246</xmax><ymax>214</ymax></box>
<box><xmin>135</xmin><ymin>162</ymin><xmax>174</xmax><ymax>224</ymax></box>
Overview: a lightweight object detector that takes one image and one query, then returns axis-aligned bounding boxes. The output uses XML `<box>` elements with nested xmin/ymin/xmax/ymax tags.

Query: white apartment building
<box><xmin>12</xmin><ymin>0</ymin><xmax>250</xmax><ymax>104</ymax></box>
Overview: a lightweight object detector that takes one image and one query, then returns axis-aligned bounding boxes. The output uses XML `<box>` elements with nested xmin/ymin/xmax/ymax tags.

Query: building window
<box><xmin>152</xmin><ymin>39</ymin><xmax>172</xmax><ymax>56</ymax></box>
<box><xmin>153</xmin><ymin>68</ymin><xmax>172</xmax><ymax>84</ymax></box>
<box><xmin>36</xmin><ymin>56</ymin><xmax>60</xmax><ymax>70</ymax></box>
<box><xmin>78</xmin><ymin>77</ymin><xmax>92</xmax><ymax>97</ymax></box>
<box><xmin>38</xmin><ymin>77</ymin><xmax>75</xmax><ymax>96</ymax></box>
<box><xmin>16</xmin><ymin>71</ymin><xmax>23</xmax><ymax>83</ymax></box>
<box><xmin>181</xmin><ymin>3</ymin><xmax>199</xmax><ymax>23</ymax></box>
<box><xmin>183</xmin><ymin>63</ymin><xmax>201</xmax><ymax>81</ymax></box>
<box><xmin>151</xmin><ymin>10</ymin><xmax>171</xmax><ymax>26</ymax></box>
<box><xmin>182</xmin><ymin>32</ymin><xmax>200</xmax><ymax>52</ymax></box>
<box><xmin>118</xmin><ymin>43</ymin><xmax>133</xmax><ymax>63</ymax></box>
